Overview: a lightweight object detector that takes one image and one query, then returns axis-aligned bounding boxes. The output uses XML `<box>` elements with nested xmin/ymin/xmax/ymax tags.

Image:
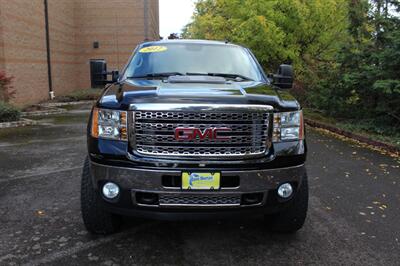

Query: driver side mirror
<box><xmin>111</xmin><ymin>70</ymin><xmax>119</xmax><ymax>83</ymax></box>
<box><xmin>90</xmin><ymin>59</ymin><xmax>119</xmax><ymax>88</ymax></box>
<box><xmin>272</xmin><ymin>64</ymin><xmax>293</xmax><ymax>89</ymax></box>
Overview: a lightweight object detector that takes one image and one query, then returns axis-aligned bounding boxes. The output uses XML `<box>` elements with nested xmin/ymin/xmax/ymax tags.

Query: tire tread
<box><xmin>80</xmin><ymin>157</ymin><xmax>121</xmax><ymax>235</ymax></box>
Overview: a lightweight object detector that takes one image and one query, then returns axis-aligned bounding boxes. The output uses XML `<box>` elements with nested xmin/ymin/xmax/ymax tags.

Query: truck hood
<box><xmin>98</xmin><ymin>79</ymin><xmax>300</xmax><ymax>112</ymax></box>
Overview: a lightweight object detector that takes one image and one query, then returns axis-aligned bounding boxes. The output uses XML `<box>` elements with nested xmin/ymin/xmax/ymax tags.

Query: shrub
<box><xmin>0</xmin><ymin>71</ymin><xmax>15</xmax><ymax>102</ymax></box>
<box><xmin>0</xmin><ymin>101</ymin><xmax>20</xmax><ymax>122</ymax></box>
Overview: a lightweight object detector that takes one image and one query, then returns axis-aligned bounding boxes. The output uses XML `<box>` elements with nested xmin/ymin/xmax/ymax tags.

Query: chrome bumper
<box><xmin>90</xmin><ymin>161</ymin><xmax>306</xmax><ymax>209</ymax></box>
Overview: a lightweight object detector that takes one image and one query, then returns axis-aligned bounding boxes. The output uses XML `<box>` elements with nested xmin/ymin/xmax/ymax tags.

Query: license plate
<box><xmin>182</xmin><ymin>172</ymin><xmax>220</xmax><ymax>190</ymax></box>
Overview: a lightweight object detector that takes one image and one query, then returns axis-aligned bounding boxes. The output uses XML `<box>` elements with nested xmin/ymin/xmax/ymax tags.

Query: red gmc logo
<box><xmin>174</xmin><ymin>127</ymin><xmax>232</xmax><ymax>141</ymax></box>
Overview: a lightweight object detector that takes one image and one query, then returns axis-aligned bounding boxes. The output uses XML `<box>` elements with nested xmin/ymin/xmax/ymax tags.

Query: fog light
<box><xmin>277</xmin><ymin>183</ymin><xmax>293</xmax><ymax>198</ymax></box>
<box><xmin>102</xmin><ymin>182</ymin><xmax>119</xmax><ymax>199</ymax></box>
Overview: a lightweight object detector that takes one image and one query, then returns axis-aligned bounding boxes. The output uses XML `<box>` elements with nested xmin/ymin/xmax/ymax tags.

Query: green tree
<box><xmin>316</xmin><ymin>0</ymin><xmax>400</xmax><ymax>127</ymax></box>
<box><xmin>183</xmin><ymin>0</ymin><xmax>349</xmax><ymax>89</ymax></box>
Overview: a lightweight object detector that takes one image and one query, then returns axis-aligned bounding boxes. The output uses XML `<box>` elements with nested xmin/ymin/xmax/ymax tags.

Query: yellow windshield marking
<box><xmin>139</xmin><ymin>46</ymin><xmax>168</xmax><ymax>53</ymax></box>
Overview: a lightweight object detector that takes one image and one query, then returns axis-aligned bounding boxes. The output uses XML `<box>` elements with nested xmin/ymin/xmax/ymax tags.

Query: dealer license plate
<box><xmin>181</xmin><ymin>172</ymin><xmax>220</xmax><ymax>190</ymax></box>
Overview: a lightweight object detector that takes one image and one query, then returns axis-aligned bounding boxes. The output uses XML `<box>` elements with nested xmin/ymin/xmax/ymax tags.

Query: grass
<box><xmin>303</xmin><ymin>108</ymin><xmax>400</xmax><ymax>148</ymax></box>
<box><xmin>56</xmin><ymin>88</ymin><xmax>102</xmax><ymax>102</ymax></box>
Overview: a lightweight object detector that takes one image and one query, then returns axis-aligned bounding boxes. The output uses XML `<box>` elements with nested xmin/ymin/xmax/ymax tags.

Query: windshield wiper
<box><xmin>128</xmin><ymin>72</ymin><xmax>254</xmax><ymax>81</ymax></box>
<box><xmin>186</xmin><ymin>72</ymin><xmax>254</xmax><ymax>81</ymax></box>
<box><xmin>128</xmin><ymin>72</ymin><xmax>185</xmax><ymax>79</ymax></box>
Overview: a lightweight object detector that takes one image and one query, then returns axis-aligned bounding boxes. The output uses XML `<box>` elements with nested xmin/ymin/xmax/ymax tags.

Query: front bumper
<box><xmin>89</xmin><ymin>160</ymin><xmax>306</xmax><ymax>220</ymax></box>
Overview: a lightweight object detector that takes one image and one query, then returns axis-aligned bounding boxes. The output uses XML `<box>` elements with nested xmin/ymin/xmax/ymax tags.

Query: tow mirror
<box><xmin>272</xmin><ymin>64</ymin><xmax>293</xmax><ymax>89</ymax></box>
<box><xmin>90</xmin><ymin>59</ymin><xmax>107</xmax><ymax>88</ymax></box>
<box><xmin>111</xmin><ymin>70</ymin><xmax>119</xmax><ymax>83</ymax></box>
<box><xmin>90</xmin><ymin>59</ymin><xmax>119</xmax><ymax>88</ymax></box>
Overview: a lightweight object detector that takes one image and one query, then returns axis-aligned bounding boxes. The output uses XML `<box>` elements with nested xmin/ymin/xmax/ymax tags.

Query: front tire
<box><xmin>81</xmin><ymin>157</ymin><xmax>121</xmax><ymax>235</ymax></box>
<box><xmin>265</xmin><ymin>173</ymin><xmax>309</xmax><ymax>233</ymax></box>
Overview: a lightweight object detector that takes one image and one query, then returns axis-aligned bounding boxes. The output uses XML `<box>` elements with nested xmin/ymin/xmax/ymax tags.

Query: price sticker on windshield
<box><xmin>139</xmin><ymin>46</ymin><xmax>168</xmax><ymax>53</ymax></box>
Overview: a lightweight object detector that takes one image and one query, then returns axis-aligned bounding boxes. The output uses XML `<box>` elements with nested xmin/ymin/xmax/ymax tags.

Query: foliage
<box><xmin>0</xmin><ymin>71</ymin><xmax>20</xmax><ymax>122</ymax></box>
<box><xmin>183</xmin><ymin>0</ymin><xmax>349</xmax><ymax>80</ymax></box>
<box><xmin>0</xmin><ymin>101</ymin><xmax>20</xmax><ymax>123</ymax></box>
<box><xmin>183</xmin><ymin>0</ymin><xmax>400</xmax><ymax>132</ymax></box>
<box><xmin>304</xmin><ymin>108</ymin><xmax>400</xmax><ymax>148</ymax></box>
<box><xmin>0</xmin><ymin>71</ymin><xmax>15</xmax><ymax>102</ymax></box>
<box><xmin>311</xmin><ymin>0</ymin><xmax>400</xmax><ymax>125</ymax></box>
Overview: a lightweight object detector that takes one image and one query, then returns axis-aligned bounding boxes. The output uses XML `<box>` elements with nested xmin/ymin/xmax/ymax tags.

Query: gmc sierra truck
<box><xmin>82</xmin><ymin>40</ymin><xmax>308</xmax><ymax>234</ymax></box>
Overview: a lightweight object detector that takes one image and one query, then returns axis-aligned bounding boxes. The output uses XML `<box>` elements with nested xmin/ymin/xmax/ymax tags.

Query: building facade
<box><xmin>0</xmin><ymin>0</ymin><xmax>159</xmax><ymax>106</ymax></box>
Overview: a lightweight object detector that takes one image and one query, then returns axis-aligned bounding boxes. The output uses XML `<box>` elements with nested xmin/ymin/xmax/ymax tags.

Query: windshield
<box><xmin>124</xmin><ymin>43</ymin><xmax>263</xmax><ymax>81</ymax></box>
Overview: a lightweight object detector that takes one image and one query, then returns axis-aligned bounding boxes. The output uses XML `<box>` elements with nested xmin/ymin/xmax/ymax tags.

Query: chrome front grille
<box><xmin>136</xmin><ymin>134</ymin><xmax>265</xmax><ymax>144</ymax></box>
<box><xmin>159</xmin><ymin>194</ymin><xmax>241</xmax><ymax>207</ymax></box>
<box><xmin>135</xmin><ymin>111</ymin><xmax>266</xmax><ymax>121</ymax></box>
<box><xmin>132</xmin><ymin>106</ymin><xmax>271</xmax><ymax>158</ymax></box>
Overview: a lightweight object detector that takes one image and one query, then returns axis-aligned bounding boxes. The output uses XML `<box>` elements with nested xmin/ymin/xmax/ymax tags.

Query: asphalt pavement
<box><xmin>0</xmin><ymin>106</ymin><xmax>399</xmax><ymax>265</ymax></box>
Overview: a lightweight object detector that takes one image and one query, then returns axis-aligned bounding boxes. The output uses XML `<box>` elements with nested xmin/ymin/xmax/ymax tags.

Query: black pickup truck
<box><xmin>82</xmin><ymin>40</ymin><xmax>308</xmax><ymax>234</ymax></box>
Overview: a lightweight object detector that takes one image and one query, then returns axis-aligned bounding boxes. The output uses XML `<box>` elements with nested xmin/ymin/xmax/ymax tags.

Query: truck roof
<box><xmin>140</xmin><ymin>39</ymin><xmax>241</xmax><ymax>47</ymax></box>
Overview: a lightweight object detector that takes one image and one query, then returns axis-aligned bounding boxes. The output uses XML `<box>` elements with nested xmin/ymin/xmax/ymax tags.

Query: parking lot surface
<box><xmin>0</xmin><ymin>107</ymin><xmax>399</xmax><ymax>265</ymax></box>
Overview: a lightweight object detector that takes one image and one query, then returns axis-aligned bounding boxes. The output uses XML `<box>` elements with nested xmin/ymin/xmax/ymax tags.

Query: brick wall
<box><xmin>148</xmin><ymin>0</ymin><xmax>160</xmax><ymax>41</ymax></box>
<box><xmin>0</xmin><ymin>0</ymin><xmax>49</xmax><ymax>106</ymax></box>
<box><xmin>0</xmin><ymin>0</ymin><xmax>159</xmax><ymax>106</ymax></box>
<box><xmin>0</xmin><ymin>3</ymin><xmax>5</xmax><ymax>70</ymax></box>
<box><xmin>48</xmin><ymin>0</ymin><xmax>79</xmax><ymax>97</ymax></box>
<box><xmin>74</xmin><ymin>0</ymin><xmax>155</xmax><ymax>89</ymax></box>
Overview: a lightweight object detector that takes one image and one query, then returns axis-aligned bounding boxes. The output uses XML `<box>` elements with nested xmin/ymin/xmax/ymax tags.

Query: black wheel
<box><xmin>265</xmin><ymin>173</ymin><xmax>309</xmax><ymax>233</ymax></box>
<box><xmin>81</xmin><ymin>157</ymin><xmax>121</xmax><ymax>235</ymax></box>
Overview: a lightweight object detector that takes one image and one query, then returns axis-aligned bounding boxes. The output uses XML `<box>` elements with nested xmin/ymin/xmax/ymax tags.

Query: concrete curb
<box><xmin>21</xmin><ymin>108</ymin><xmax>66</xmax><ymax>117</ymax></box>
<box><xmin>305</xmin><ymin>118</ymin><xmax>400</xmax><ymax>154</ymax></box>
<box><xmin>38</xmin><ymin>100</ymin><xmax>94</xmax><ymax>107</ymax></box>
<box><xmin>21</xmin><ymin>100</ymin><xmax>94</xmax><ymax>117</ymax></box>
<box><xmin>1</xmin><ymin>101</ymin><xmax>93</xmax><ymax>128</ymax></box>
<box><xmin>0</xmin><ymin>118</ymin><xmax>39</xmax><ymax>129</ymax></box>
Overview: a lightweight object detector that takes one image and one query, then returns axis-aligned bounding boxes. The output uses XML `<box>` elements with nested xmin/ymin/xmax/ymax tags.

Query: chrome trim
<box><xmin>134</xmin><ymin>149</ymin><xmax>266</xmax><ymax>158</ymax></box>
<box><xmin>135</xmin><ymin>202</ymin><xmax>241</xmax><ymax>208</ymax></box>
<box><xmin>159</xmin><ymin>203</ymin><xmax>241</xmax><ymax>208</ymax></box>
<box><xmin>130</xmin><ymin>103</ymin><xmax>273</xmax><ymax>112</ymax></box>
<box><xmin>90</xmin><ymin>160</ymin><xmax>304</xmax><ymax>172</ymax></box>
<box><xmin>131</xmin><ymin>189</ymin><xmax>264</xmax><ymax>208</ymax></box>
<box><xmin>90</xmin><ymin>161</ymin><xmax>306</xmax><ymax>194</ymax></box>
<box><xmin>159</xmin><ymin>193</ymin><xmax>241</xmax><ymax>207</ymax></box>
<box><xmin>162</xmin><ymin>185</ymin><xmax>241</xmax><ymax>190</ymax></box>
<box><xmin>131</xmin><ymin>105</ymin><xmax>272</xmax><ymax>158</ymax></box>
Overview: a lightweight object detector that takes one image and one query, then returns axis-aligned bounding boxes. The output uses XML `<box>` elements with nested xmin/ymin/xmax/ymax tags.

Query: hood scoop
<box><xmin>167</xmin><ymin>75</ymin><xmax>227</xmax><ymax>84</ymax></box>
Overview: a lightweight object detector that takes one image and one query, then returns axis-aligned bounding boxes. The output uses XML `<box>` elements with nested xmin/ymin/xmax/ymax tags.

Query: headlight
<box><xmin>273</xmin><ymin>110</ymin><xmax>304</xmax><ymax>142</ymax></box>
<box><xmin>91</xmin><ymin>108</ymin><xmax>127</xmax><ymax>141</ymax></box>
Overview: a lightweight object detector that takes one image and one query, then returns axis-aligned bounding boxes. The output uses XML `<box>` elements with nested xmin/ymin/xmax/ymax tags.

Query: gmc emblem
<box><xmin>174</xmin><ymin>127</ymin><xmax>232</xmax><ymax>141</ymax></box>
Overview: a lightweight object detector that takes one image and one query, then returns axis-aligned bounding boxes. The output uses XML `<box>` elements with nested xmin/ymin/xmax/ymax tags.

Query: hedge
<box><xmin>0</xmin><ymin>101</ymin><xmax>20</xmax><ymax>122</ymax></box>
